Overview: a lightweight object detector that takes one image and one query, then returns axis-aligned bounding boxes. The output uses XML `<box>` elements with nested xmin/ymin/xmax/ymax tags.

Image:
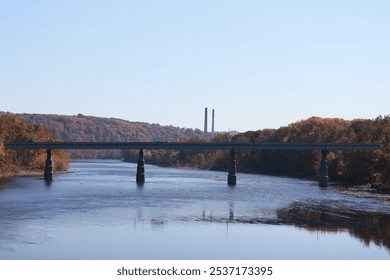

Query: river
<box><xmin>0</xmin><ymin>160</ymin><xmax>390</xmax><ymax>259</ymax></box>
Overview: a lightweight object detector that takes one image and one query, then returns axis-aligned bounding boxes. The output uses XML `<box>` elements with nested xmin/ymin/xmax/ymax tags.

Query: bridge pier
<box><xmin>44</xmin><ymin>149</ymin><xmax>53</xmax><ymax>181</ymax></box>
<box><xmin>136</xmin><ymin>149</ymin><xmax>145</xmax><ymax>184</ymax></box>
<box><xmin>319</xmin><ymin>149</ymin><xmax>328</xmax><ymax>187</ymax></box>
<box><xmin>227</xmin><ymin>149</ymin><xmax>237</xmax><ymax>186</ymax></box>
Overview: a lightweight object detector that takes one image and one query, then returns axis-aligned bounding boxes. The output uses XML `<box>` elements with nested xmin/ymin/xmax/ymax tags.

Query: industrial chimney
<box><xmin>204</xmin><ymin>107</ymin><xmax>208</xmax><ymax>135</ymax></box>
<box><xmin>212</xmin><ymin>109</ymin><xmax>215</xmax><ymax>133</ymax></box>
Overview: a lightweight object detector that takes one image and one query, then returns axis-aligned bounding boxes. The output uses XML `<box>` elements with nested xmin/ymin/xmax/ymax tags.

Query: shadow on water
<box><xmin>44</xmin><ymin>180</ymin><xmax>52</xmax><ymax>188</ymax></box>
<box><xmin>277</xmin><ymin>201</ymin><xmax>390</xmax><ymax>252</ymax></box>
<box><xmin>0</xmin><ymin>177</ymin><xmax>12</xmax><ymax>185</ymax></box>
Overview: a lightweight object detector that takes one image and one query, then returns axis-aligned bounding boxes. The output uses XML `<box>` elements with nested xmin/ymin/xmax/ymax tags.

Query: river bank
<box><xmin>0</xmin><ymin>170</ymin><xmax>42</xmax><ymax>178</ymax></box>
<box><xmin>0</xmin><ymin>169</ymin><xmax>72</xmax><ymax>179</ymax></box>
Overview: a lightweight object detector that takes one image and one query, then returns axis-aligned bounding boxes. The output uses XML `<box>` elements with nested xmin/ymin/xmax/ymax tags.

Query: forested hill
<box><xmin>17</xmin><ymin>113</ymin><xmax>204</xmax><ymax>141</ymax></box>
<box><xmin>0</xmin><ymin>112</ymin><xmax>205</xmax><ymax>158</ymax></box>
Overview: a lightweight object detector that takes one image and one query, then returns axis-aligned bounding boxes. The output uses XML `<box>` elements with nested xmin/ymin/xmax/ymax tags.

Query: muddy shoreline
<box><xmin>0</xmin><ymin>170</ymin><xmax>72</xmax><ymax>179</ymax></box>
<box><xmin>0</xmin><ymin>170</ymin><xmax>42</xmax><ymax>178</ymax></box>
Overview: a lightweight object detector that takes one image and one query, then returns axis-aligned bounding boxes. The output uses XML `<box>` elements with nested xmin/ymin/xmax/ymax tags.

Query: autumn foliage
<box><xmin>0</xmin><ymin>115</ymin><xmax>69</xmax><ymax>174</ymax></box>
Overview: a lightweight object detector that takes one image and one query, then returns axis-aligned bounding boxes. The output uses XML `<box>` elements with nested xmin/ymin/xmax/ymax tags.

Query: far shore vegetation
<box><xmin>0</xmin><ymin>115</ymin><xmax>69</xmax><ymax>175</ymax></box>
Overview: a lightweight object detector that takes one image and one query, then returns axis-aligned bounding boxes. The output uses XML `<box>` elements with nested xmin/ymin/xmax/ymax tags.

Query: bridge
<box><xmin>4</xmin><ymin>142</ymin><xmax>381</xmax><ymax>187</ymax></box>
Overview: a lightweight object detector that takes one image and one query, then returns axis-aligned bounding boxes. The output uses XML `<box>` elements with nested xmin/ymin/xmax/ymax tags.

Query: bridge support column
<box><xmin>136</xmin><ymin>149</ymin><xmax>145</xmax><ymax>184</ymax></box>
<box><xmin>227</xmin><ymin>149</ymin><xmax>237</xmax><ymax>186</ymax></box>
<box><xmin>319</xmin><ymin>149</ymin><xmax>328</xmax><ymax>187</ymax></box>
<box><xmin>44</xmin><ymin>149</ymin><xmax>53</xmax><ymax>181</ymax></box>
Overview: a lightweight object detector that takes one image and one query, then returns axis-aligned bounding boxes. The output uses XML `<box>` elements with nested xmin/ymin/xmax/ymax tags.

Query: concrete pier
<box><xmin>227</xmin><ymin>149</ymin><xmax>237</xmax><ymax>186</ymax></box>
<box><xmin>136</xmin><ymin>149</ymin><xmax>145</xmax><ymax>184</ymax></box>
<box><xmin>44</xmin><ymin>149</ymin><xmax>53</xmax><ymax>181</ymax></box>
<box><xmin>319</xmin><ymin>149</ymin><xmax>328</xmax><ymax>187</ymax></box>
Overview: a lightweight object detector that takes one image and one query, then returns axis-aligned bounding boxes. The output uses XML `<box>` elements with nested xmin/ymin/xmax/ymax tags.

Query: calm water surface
<box><xmin>0</xmin><ymin>160</ymin><xmax>390</xmax><ymax>259</ymax></box>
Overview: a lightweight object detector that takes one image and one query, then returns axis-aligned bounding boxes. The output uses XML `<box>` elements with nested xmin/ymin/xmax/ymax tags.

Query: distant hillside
<box><xmin>0</xmin><ymin>112</ymin><xmax>205</xmax><ymax>158</ymax></box>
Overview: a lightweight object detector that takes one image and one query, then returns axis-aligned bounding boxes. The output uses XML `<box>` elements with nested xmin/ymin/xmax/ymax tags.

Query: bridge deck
<box><xmin>4</xmin><ymin>142</ymin><xmax>381</xmax><ymax>151</ymax></box>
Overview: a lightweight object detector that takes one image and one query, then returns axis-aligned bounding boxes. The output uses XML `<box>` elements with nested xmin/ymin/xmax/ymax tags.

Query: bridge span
<box><xmin>4</xmin><ymin>142</ymin><xmax>380</xmax><ymax>186</ymax></box>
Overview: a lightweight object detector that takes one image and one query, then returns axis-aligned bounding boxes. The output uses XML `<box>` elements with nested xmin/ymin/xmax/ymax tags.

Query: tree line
<box><xmin>0</xmin><ymin>115</ymin><xmax>69</xmax><ymax>174</ymax></box>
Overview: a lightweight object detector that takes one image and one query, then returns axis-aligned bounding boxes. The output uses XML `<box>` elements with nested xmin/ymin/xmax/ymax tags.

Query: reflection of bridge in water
<box><xmin>4</xmin><ymin>142</ymin><xmax>380</xmax><ymax>187</ymax></box>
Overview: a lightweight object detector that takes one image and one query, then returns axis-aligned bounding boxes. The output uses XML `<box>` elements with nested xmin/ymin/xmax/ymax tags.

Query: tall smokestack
<box><xmin>212</xmin><ymin>109</ymin><xmax>215</xmax><ymax>133</ymax></box>
<box><xmin>204</xmin><ymin>107</ymin><xmax>208</xmax><ymax>135</ymax></box>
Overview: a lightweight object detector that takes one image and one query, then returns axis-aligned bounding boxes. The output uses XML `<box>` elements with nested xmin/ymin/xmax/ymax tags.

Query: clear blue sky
<box><xmin>1</xmin><ymin>0</ymin><xmax>389</xmax><ymax>132</ymax></box>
